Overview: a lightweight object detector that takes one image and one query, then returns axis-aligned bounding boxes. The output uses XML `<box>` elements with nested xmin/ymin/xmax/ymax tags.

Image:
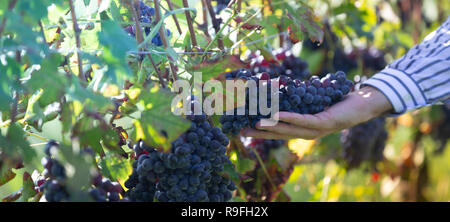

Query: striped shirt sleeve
<box><xmin>363</xmin><ymin>16</ymin><xmax>450</xmax><ymax>115</ymax></box>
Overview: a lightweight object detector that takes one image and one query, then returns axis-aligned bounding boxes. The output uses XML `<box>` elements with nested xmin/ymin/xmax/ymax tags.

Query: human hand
<box><xmin>241</xmin><ymin>86</ymin><xmax>393</xmax><ymax>140</ymax></box>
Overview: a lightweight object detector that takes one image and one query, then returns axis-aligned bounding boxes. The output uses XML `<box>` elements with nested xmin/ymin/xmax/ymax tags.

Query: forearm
<box><xmin>364</xmin><ymin>16</ymin><xmax>450</xmax><ymax>114</ymax></box>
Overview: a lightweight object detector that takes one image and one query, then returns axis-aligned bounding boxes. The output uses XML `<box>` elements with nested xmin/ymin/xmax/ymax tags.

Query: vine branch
<box><xmin>182</xmin><ymin>0</ymin><xmax>198</xmax><ymax>49</ymax></box>
<box><xmin>68</xmin><ymin>0</ymin><xmax>85</xmax><ymax>82</ymax></box>
<box><xmin>166</xmin><ymin>0</ymin><xmax>182</xmax><ymax>35</ymax></box>
<box><xmin>154</xmin><ymin>0</ymin><xmax>178</xmax><ymax>82</ymax></box>
<box><xmin>200</xmin><ymin>0</ymin><xmax>212</xmax><ymax>41</ymax></box>
<box><xmin>204</xmin><ymin>0</ymin><xmax>224</xmax><ymax>51</ymax></box>
<box><xmin>130</xmin><ymin>0</ymin><xmax>166</xmax><ymax>88</ymax></box>
<box><xmin>38</xmin><ymin>21</ymin><xmax>48</xmax><ymax>45</ymax></box>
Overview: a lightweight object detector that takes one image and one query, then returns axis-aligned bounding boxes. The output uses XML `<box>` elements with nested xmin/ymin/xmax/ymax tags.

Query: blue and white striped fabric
<box><xmin>364</xmin><ymin>16</ymin><xmax>450</xmax><ymax>115</ymax></box>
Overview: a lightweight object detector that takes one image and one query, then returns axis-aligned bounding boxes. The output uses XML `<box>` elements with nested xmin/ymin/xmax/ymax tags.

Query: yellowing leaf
<box><xmin>288</xmin><ymin>139</ymin><xmax>316</xmax><ymax>159</ymax></box>
<box><xmin>103</xmin><ymin>84</ymin><xmax>120</xmax><ymax>97</ymax></box>
<box><xmin>126</xmin><ymin>88</ymin><xmax>141</xmax><ymax>101</ymax></box>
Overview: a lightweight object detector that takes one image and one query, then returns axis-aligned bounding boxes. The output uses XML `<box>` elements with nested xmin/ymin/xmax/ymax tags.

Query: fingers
<box><xmin>241</xmin><ymin>128</ymin><xmax>295</xmax><ymax>140</ymax></box>
<box><xmin>277</xmin><ymin>111</ymin><xmax>335</xmax><ymax>130</ymax></box>
<box><xmin>255</xmin><ymin>121</ymin><xmax>321</xmax><ymax>139</ymax></box>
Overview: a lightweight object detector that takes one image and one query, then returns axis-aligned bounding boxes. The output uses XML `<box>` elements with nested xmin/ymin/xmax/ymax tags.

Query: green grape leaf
<box><xmin>131</xmin><ymin>86</ymin><xmax>190</xmax><ymax>151</ymax></box>
<box><xmin>18</xmin><ymin>172</ymin><xmax>37</xmax><ymax>201</ymax></box>
<box><xmin>5</xmin><ymin>13</ymin><xmax>47</xmax><ymax>63</ymax></box>
<box><xmin>332</xmin><ymin>3</ymin><xmax>375</xmax><ymax>40</ymax></box>
<box><xmin>56</xmin><ymin>144</ymin><xmax>95</xmax><ymax>201</ymax></box>
<box><xmin>285</xmin><ymin>4</ymin><xmax>323</xmax><ymax>43</ymax></box>
<box><xmin>100</xmin><ymin>11</ymin><xmax>111</xmax><ymax>21</ymax></box>
<box><xmin>102</xmin><ymin>128</ymin><xmax>127</xmax><ymax>156</ymax></box>
<box><xmin>273</xmin><ymin>189</ymin><xmax>291</xmax><ymax>202</ymax></box>
<box><xmin>25</xmin><ymin>54</ymin><xmax>66</xmax><ymax>108</ymax></box>
<box><xmin>66</xmin><ymin>76</ymin><xmax>114</xmax><ymax>113</ymax></box>
<box><xmin>186</xmin><ymin>55</ymin><xmax>247</xmax><ymax>81</ymax></box>
<box><xmin>78</xmin><ymin>126</ymin><xmax>105</xmax><ymax>156</ymax></box>
<box><xmin>0</xmin><ymin>57</ymin><xmax>23</xmax><ymax>113</ymax></box>
<box><xmin>234</xmin><ymin>152</ymin><xmax>256</xmax><ymax>174</ymax></box>
<box><xmin>0</xmin><ymin>76</ymin><xmax>12</xmax><ymax>113</ymax></box>
<box><xmin>109</xmin><ymin>0</ymin><xmax>121</xmax><ymax>22</ymax></box>
<box><xmin>99</xmin><ymin>154</ymin><xmax>132</xmax><ymax>181</ymax></box>
<box><xmin>60</xmin><ymin>101</ymin><xmax>83</xmax><ymax>133</ymax></box>
<box><xmin>299</xmin><ymin>49</ymin><xmax>326</xmax><ymax>75</ymax></box>
<box><xmin>2</xmin><ymin>190</ymin><xmax>22</xmax><ymax>202</ymax></box>
<box><xmin>16</xmin><ymin>0</ymin><xmax>53</xmax><ymax>21</ymax></box>
<box><xmin>22</xmin><ymin>90</ymin><xmax>45</xmax><ymax>132</ymax></box>
<box><xmin>272</xmin><ymin>146</ymin><xmax>297</xmax><ymax>171</ymax></box>
<box><xmin>223</xmin><ymin>163</ymin><xmax>240</xmax><ymax>182</ymax></box>
<box><xmin>98</xmin><ymin>20</ymin><xmax>137</xmax><ymax>83</ymax></box>
<box><xmin>0</xmin><ymin>168</ymin><xmax>16</xmax><ymax>187</ymax></box>
<box><xmin>0</xmin><ymin>124</ymin><xmax>36</xmax><ymax>164</ymax></box>
<box><xmin>260</xmin><ymin>15</ymin><xmax>282</xmax><ymax>36</ymax></box>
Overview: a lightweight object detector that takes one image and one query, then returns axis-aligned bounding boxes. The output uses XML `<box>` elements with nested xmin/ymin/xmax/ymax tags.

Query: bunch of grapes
<box><xmin>124</xmin><ymin>113</ymin><xmax>236</xmax><ymax>202</ymax></box>
<box><xmin>332</xmin><ymin>49</ymin><xmax>358</xmax><ymax>73</ymax></box>
<box><xmin>248</xmin><ymin>138</ymin><xmax>286</xmax><ymax>160</ymax></box>
<box><xmin>249</xmin><ymin>51</ymin><xmax>310</xmax><ymax>80</ymax></box>
<box><xmin>89</xmin><ymin>173</ymin><xmax>125</xmax><ymax>202</ymax></box>
<box><xmin>214</xmin><ymin>0</ymin><xmax>231</xmax><ymax>13</ymax></box>
<box><xmin>360</xmin><ymin>47</ymin><xmax>387</xmax><ymax>72</ymax></box>
<box><xmin>240</xmin><ymin>138</ymin><xmax>294</xmax><ymax>202</ymax></box>
<box><xmin>432</xmin><ymin>104</ymin><xmax>450</xmax><ymax>154</ymax></box>
<box><xmin>301</xmin><ymin>23</ymin><xmax>358</xmax><ymax>74</ymax></box>
<box><xmin>124</xmin><ymin>1</ymin><xmax>171</xmax><ymax>47</ymax></box>
<box><xmin>340</xmin><ymin>118</ymin><xmax>388</xmax><ymax>169</ymax></box>
<box><xmin>38</xmin><ymin>141</ymin><xmax>125</xmax><ymax>202</ymax></box>
<box><xmin>241</xmin><ymin>164</ymin><xmax>294</xmax><ymax>202</ymax></box>
<box><xmin>220</xmin><ymin>71</ymin><xmax>354</xmax><ymax>135</ymax></box>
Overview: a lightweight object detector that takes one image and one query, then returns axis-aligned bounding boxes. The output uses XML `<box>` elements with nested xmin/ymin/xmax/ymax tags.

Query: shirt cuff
<box><xmin>363</xmin><ymin>67</ymin><xmax>427</xmax><ymax>116</ymax></box>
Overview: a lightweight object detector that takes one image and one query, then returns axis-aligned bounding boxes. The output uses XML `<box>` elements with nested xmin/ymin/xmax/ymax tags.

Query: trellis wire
<box><xmin>2</xmin><ymin>31</ymin><xmax>289</xmax><ymax>57</ymax></box>
<box><xmin>126</xmin><ymin>31</ymin><xmax>288</xmax><ymax>55</ymax></box>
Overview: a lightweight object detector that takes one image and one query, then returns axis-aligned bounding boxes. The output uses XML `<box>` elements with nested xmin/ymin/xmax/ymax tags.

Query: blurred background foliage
<box><xmin>1</xmin><ymin>0</ymin><xmax>449</xmax><ymax>202</ymax></box>
<box><xmin>283</xmin><ymin>0</ymin><xmax>450</xmax><ymax>202</ymax></box>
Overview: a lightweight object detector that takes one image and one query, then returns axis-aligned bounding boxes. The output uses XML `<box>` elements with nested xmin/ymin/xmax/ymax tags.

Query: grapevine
<box><xmin>220</xmin><ymin>70</ymin><xmax>354</xmax><ymax>135</ymax></box>
<box><xmin>340</xmin><ymin>117</ymin><xmax>388</xmax><ymax>170</ymax></box>
<box><xmin>125</xmin><ymin>113</ymin><xmax>236</xmax><ymax>202</ymax></box>
<box><xmin>0</xmin><ymin>0</ymin><xmax>448</xmax><ymax>204</ymax></box>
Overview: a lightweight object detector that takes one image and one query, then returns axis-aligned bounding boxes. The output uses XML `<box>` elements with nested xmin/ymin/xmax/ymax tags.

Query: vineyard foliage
<box><xmin>0</xmin><ymin>0</ymin><xmax>449</xmax><ymax>202</ymax></box>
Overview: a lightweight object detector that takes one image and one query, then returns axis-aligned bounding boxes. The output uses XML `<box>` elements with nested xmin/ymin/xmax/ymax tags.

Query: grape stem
<box><xmin>249</xmin><ymin>147</ymin><xmax>277</xmax><ymax>190</ymax></box>
<box><xmin>154</xmin><ymin>0</ymin><xmax>179</xmax><ymax>82</ymax></box>
<box><xmin>68</xmin><ymin>0</ymin><xmax>86</xmax><ymax>82</ymax></box>
<box><xmin>30</xmin><ymin>142</ymin><xmax>49</xmax><ymax>147</ymax></box>
<box><xmin>129</xmin><ymin>0</ymin><xmax>166</xmax><ymax>88</ymax></box>
<box><xmin>182</xmin><ymin>0</ymin><xmax>198</xmax><ymax>49</ymax></box>
<box><xmin>166</xmin><ymin>0</ymin><xmax>182</xmax><ymax>35</ymax></box>
<box><xmin>24</xmin><ymin>131</ymin><xmax>49</xmax><ymax>142</ymax></box>
<box><xmin>231</xmin><ymin>137</ymin><xmax>250</xmax><ymax>158</ymax></box>
<box><xmin>200</xmin><ymin>0</ymin><xmax>212</xmax><ymax>41</ymax></box>
<box><xmin>10</xmin><ymin>85</ymin><xmax>18</xmax><ymax>124</ymax></box>
<box><xmin>204</xmin><ymin>0</ymin><xmax>225</xmax><ymax>51</ymax></box>
<box><xmin>38</xmin><ymin>20</ymin><xmax>48</xmax><ymax>46</ymax></box>
<box><xmin>267</xmin><ymin>0</ymin><xmax>284</xmax><ymax>48</ymax></box>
